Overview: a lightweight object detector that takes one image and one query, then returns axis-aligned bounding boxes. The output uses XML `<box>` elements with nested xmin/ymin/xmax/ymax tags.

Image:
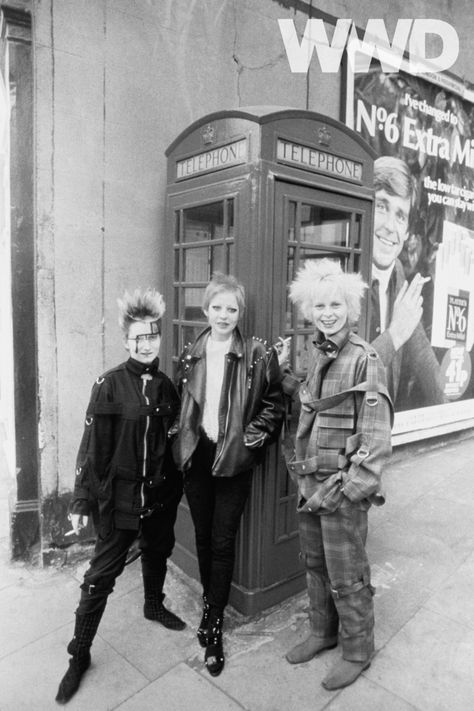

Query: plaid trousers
<box><xmin>298</xmin><ymin>499</ymin><xmax>375</xmax><ymax>662</ymax></box>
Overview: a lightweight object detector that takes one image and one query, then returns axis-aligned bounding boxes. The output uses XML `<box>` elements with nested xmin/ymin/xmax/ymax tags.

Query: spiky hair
<box><xmin>117</xmin><ymin>287</ymin><xmax>166</xmax><ymax>334</ymax></box>
<box><xmin>289</xmin><ymin>259</ymin><xmax>367</xmax><ymax>324</ymax></box>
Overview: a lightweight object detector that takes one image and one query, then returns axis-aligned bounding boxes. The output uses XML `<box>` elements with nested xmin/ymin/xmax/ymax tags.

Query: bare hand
<box><xmin>388</xmin><ymin>274</ymin><xmax>429</xmax><ymax>351</ymax></box>
<box><xmin>67</xmin><ymin>513</ymin><xmax>89</xmax><ymax>536</ymax></box>
<box><xmin>274</xmin><ymin>336</ymin><xmax>292</xmax><ymax>366</ymax></box>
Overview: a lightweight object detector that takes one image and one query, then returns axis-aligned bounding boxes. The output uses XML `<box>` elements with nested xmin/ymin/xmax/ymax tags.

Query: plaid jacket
<box><xmin>284</xmin><ymin>327</ymin><xmax>393</xmax><ymax>514</ymax></box>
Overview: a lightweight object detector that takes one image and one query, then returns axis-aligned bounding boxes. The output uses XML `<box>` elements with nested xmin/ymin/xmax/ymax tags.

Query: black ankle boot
<box><xmin>204</xmin><ymin>610</ymin><xmax>224</xmax><ymax>677</ymax></box>
<box><xmin>197</xmin><ymin>595</ymin><xmax>210</xmax><ymax>648</ymax></box>
<box><xmin>55</xmin><ymin>652</ymin><xmax>91</xmax><ymax>704</ymax></box>
<box><xmin>55</xmin><ymin>610</ymin><xmax>103</xmax><ymax>704</ymax></box>
<box><xmin>144</xmin><ymin>592</ymin><xmax>186</xmax><ymax>630</ymax></box>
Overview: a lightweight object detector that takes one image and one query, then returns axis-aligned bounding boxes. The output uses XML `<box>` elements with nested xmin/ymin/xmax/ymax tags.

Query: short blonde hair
<box><xmin>202</xmin><ymin>272</ymin><xmax>245</xmax><ymax>314</ymax></box>
<box><xmin>289</xmin><ymin>259</ymin><xmax>367</xmax><ymax>324</ymax></box>
<box><xmin>117</xmin><ymin>288</ymin><xmax>166</xmax><ymax>335</ymax></box>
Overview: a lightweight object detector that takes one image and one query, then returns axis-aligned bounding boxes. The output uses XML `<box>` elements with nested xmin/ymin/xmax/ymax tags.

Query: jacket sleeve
<box><xmin>371</xmin><ymin>329</ymin><xmax>396</xmax><ymax>369</ymax></box>
<box><xmin>402</xmin><ymin>323</ymin><xmax>446</xmax><ymax>405</ymax></box>
<box><xmin>340</xmin><ymin>353</ymin><xmax>393</xmax><ymax>504</ymax></box>
<box><xmin>244</xmin><ymin>348</ymin><xmax>285</xmax><ymax>447</ymax></box>
<box><xmin>70</xmin><ymin>377</ymin><xmax>115</xmax><ymax>515</ymax></box>
<box><xmin>280</xmin><ymin>367</ymin><xmax>302</xmax><ymax>399</ymax></box>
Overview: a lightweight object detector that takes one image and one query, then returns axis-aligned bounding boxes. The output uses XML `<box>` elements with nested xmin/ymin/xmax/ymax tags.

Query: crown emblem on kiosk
<box><xmin>317</xmin><ymin>125</ymin><xmax>331</xmax><ymax>147</ymax></box>
<box><xmin>202</xmin><ymin>123</ymin><xmax>216</xmax><ymax>145</ymax></box>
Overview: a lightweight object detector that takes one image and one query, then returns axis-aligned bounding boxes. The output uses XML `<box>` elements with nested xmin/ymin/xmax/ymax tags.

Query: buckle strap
<box><xmin>330</xmin><ymin>575</ymin><xmax>373</xmax><ymax>599</ymax></box>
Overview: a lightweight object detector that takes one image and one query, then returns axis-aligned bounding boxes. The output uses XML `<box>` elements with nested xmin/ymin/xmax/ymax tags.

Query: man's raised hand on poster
<box><xmin>388</xmin><ymin>274</ymin><xmax>428</xmax><ymax>351</ymax></box>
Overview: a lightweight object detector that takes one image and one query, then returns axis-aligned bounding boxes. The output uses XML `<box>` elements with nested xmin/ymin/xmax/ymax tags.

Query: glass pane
<box><xmin>295</xmin><ymin>332</ymin><xmax>313</xmax><ymax>374</ymax></box>
<box><xmin>227</xmin><ymin>199</ymin><xmax>234</xmax><ymax>239</ymax></box>
<box><xmin>184</xmin><ymin>246</ymin><xmax>210</xmax><ymax>282</ymax></box>
<box><xmin>228</xmin><ymin>243</ymin><xmax>235</xmax><ymax>272</ymax></box>
<box><xmin>288</xmin><ymin>201</ymin><xmax>296</xmax><ymax>243</ymax></box>
<box><xmin>300</xmin><ymin>204</ymin><xmax>351</xmax><ymax>247</ymax></box>
<box><xmin>173</xmin><ymin>324</ymin><xmax>179</xmax><ymax>354</ymax></box>
<box><xmin>300</xmin><ymin>250</ymin><xmax>342</xmax><ymax>267</ymax></box>
<box><xmin>183</xmin><ymin>287</ymin><xmax>205</xmax><ymax>321</ymax></box>
<box><xmin>210</xmin><ymin>243</ymin><xmax>225</xmax><ymax>273</ymax></box>
<box><xmin>182</xmin><ymin>202</ymin><xmax>224</xmax><ymax>243</ymax></box>
<box><xmin>285</xmin><ymin>246</ymin><xmax>295</xmax><ymax>330</ymax></box>
<box><xmin>175</xmin><ymin>210</ymin><xmax>181</xmax><ymax>244</ymax></box>
<box><xmin>174</xmin><ymin>288</ymin><xmax>179</xmax><ymax>319</ymax></box>
<box><xmin>353</xmin><ymin>213</ymin><xmax>362</xmax><ymax>248</ymax></box>
<box><xmin>174</xmin><ymin>249</ymin><xmax>180</xmax><ymax>281</ymax></box>
<box><xmin>183</xmin><ymin>324</ymin><xmax>206</xmax><ymax>345</ymax></box>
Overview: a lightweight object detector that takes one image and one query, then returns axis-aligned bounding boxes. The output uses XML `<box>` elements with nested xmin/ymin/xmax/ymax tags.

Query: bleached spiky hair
<box><xmin>117</xmin><ymin>288</ymin><xmax>166</xmax><ymax>335</ymax></box>
<box><xmin>289</xmin><ymin>259</ymin><xmax>367</xmax><ymax>325</ymax></box>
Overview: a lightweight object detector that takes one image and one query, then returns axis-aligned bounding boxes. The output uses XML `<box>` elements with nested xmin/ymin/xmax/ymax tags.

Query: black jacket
<box><xmin>71</xmin><ymin>357</ymin><xmax>181</xmax><ymax>531</ymax></box>
<box><xmin>173</xmin><ymin>327</ymin><xmax>284</xmax><ymax>477</ymax></box>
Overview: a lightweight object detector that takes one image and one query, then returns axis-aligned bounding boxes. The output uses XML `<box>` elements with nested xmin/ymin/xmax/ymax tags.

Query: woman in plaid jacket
<box><xmin>282</xmin><ymin>259</ymin><xmax>393</xmax><ymax>691</ymax></box>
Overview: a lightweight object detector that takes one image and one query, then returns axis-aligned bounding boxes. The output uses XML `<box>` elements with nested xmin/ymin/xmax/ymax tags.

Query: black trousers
<box><xmin>76</xmin><ymin>499</ymin><xmax>180</xmax><ymax>616</ymax></box>
<box><xmin>184</xmin><ymin>435</ymin><xmax>252</xmax><ymax>611</ymax></box>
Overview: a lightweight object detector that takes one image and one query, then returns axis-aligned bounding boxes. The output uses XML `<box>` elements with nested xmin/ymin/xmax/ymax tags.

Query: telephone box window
<box><xmin>300</xmin><ymin>204</ymin><xmax>352</xmax><ymax>247</ymax></box>
<box><xmin>173</xmin><ymin>198</ymin><xmax>235</xmax><ymax>357</ymax></box>
<box><xmin>181</xmin><ymin>201</ymin><xmax>225</xmax><ymax>242</ymax></box>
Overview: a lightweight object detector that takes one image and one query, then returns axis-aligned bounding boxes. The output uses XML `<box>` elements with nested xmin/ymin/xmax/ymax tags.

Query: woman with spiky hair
<box><xmin>283</xmin><ymin>259</ymin><xmax>393</xmax><ymax>691</ymax></box>
<box><xmin>56</xmin><ymin>288</ymin><xmax>185</xmax><ymax>705</ymax></box>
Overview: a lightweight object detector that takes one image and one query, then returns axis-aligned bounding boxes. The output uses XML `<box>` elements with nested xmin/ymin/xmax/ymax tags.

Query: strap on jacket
<box><xmin>87</xmin><ymin>401</ymin><xmax>178</xmax><ymax>418</ymax></box>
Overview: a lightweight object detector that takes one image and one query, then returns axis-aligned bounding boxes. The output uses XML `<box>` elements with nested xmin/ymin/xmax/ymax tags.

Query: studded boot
<box><xmin>204</xmin><ymin>608</ymin><xmax>225</xmax><ymax>677</ymax></box>
<box><xmin>197</xmin><ymin>595</ymin><xmax>210</xmax><ymax>647</ymax></box>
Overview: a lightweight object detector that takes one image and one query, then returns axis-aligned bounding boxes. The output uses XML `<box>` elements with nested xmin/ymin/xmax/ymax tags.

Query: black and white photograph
<box><xmin>1</xmin><ymin>2</ymin><xmax>474</xmax><ymax>709</ymax></box>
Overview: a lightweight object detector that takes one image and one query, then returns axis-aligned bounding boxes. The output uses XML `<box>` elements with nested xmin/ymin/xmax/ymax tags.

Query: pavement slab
<box><xmin>0</xmin><ymin>625</ymin><xmax>149</xmax><ymax>711</ymax></box>
<box><xmin>370</xmin><ymin>607</ymin><xmax>474</xmax><ymax>711</ymax></box>
<box><xmin>115</xmin><ymin>662</ymin><xmax>246</xmax><ymax>711</ymax></box>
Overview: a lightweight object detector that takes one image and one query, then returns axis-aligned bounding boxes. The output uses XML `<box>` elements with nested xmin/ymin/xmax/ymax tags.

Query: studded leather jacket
<box><xmin>173</xmin><ymin>326</ymin><xmax>285</xmax><ymax>477</ymax></box>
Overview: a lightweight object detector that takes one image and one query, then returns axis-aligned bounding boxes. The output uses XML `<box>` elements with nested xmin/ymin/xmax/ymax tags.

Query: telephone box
<box><xmin>164</xmin><ymin>107</ymin><xmax>377</xmax><ymax>615</ymax></box>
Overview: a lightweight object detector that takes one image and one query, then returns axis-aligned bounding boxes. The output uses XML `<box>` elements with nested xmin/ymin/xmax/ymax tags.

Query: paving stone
<box><xmin>0</xmin><ymin>568</ymin><xmax>78</xmax><ymax>659</ymax></box>
<box><xmin>425</xmin><ymin>551</ymin><xmax>474</xmax><ymax>632</ymax></box>
<box><xmin>0</xmin><ymin>625</ymin><xmax>148</xmax><ymax>711</ymax></box>
<box><xmin>369</xmin><ymin>608</ymin><xmax>474</xmax><ymax>711</ymax></box>
<box><xmin>326</xmin><ymin>675</ymin><xmax>420</xmax><ymax>711</ymax></box>
<box><xmin>116</xmin><ymin>662</ymin><xmax>245</xmax><ymax>711</ymax></box>
<box><xmin>99</xmin><ymin>584</ymin><xmax>198</xmax><ymax>681</ymax></box>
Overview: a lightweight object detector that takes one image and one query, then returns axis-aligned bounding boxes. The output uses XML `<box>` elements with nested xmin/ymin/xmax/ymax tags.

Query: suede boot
<box><xmin>322</xmin><ymin>657</ymin><xmax>371</xmax><ymax>690</ymax></box>
<box><xmin>55</xmin><ymin>610</ymin><xmax>103</xmax><ymax>704</ymax></box>
<box><xmin>204</xmin><ymin>609</ymin><xmax>224</xmax><ymax>677</ymax></box>
<box><xmin>197</xmin><ymin>595</ymin><xmax>210</xmax><ymax>648</ymax></box>
<box><xmin>285</xmin><ymin>633</ymin><xmax>338</xmax><ymax>664</ymax></box>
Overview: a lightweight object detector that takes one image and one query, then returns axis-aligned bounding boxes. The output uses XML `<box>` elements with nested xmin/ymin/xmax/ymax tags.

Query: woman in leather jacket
<box><xmin>173</xmin><ymin>272</ymin><xmax>284</xmax><ymax>677</ymax></box>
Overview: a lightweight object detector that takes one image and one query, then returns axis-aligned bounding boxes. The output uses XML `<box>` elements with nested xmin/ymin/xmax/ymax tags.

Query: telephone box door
<box><xmin>265</xmin><ymin>180</ymin><xmax>374</xmax><ymax>583</ymax></box>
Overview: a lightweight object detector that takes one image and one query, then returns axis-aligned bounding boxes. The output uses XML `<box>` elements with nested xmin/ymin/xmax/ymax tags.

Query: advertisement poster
<box><xmin>348</xmin><ymin>62</ymin><xmax>474</xmax><ymax>436</ymax></box>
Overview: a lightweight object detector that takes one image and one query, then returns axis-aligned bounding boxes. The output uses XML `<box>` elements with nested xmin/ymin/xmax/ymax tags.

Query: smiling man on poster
<box><xmin>369</xmin><ymin>156</ymin><xmax>445</xmax><ymax>409</ymax></box>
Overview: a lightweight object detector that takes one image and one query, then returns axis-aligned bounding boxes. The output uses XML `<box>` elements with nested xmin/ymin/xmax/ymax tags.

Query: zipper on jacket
<box><xmin>141</xmin><ymin>374</ymin><xmax>152</xmax><ymax>509</ymax></box>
